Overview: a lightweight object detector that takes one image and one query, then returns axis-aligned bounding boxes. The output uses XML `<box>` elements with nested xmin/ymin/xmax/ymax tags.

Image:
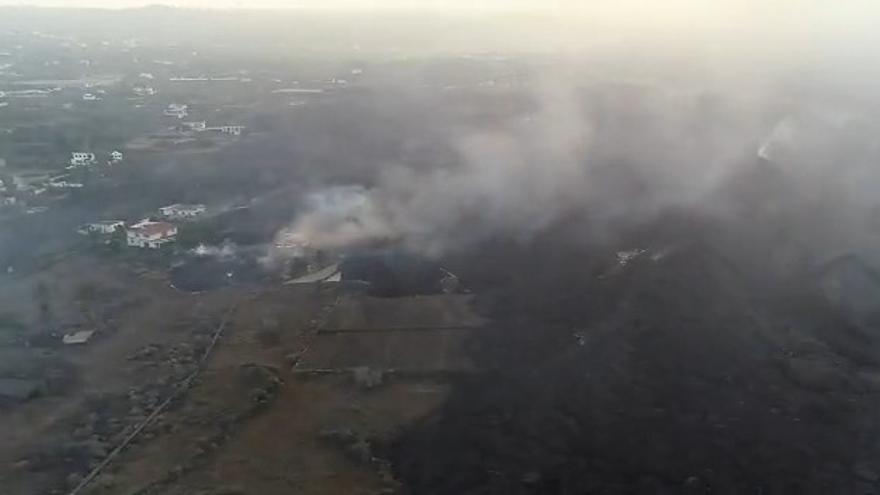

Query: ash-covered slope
<box><xmin>388</xmin><ymin>211</ymin><xmax>880</xmax><ymax>493</ymax></box>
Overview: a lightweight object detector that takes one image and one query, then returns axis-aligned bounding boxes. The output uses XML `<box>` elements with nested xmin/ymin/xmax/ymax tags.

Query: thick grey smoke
<box><xmin>191</xmin><ymin>241</ymin><xmax>238</xmax><ymax>260</ymax></box>
<box><xmin>275</xmin><ymin>185</ymin><xmax>396</xmax><ymax>250</ymax></box>
<box><xmin>275</xmin><ymin>75</ymin><xmax>592</xmax><ymax>256</ymax></box>
<box><xmin>278</xmin><ymin>59</ymin><xmax>880</xmax><ymax>260</ymax></box>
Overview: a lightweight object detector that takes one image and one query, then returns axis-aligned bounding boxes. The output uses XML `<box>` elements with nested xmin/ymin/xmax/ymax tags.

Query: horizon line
<box><xmin>0</xmin><ymin>3</ymin><xmax>553</xmax><ymax>13</ymax></box>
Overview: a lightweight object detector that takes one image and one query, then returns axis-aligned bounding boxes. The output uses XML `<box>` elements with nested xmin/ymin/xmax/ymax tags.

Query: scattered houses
<box><xmin>159</xmin><ymin>203</ymin><xmax>206</xmax><ymax>220</ymax></box>
<box><xmin>127</xmin><ymin>221</ymin><xmax>178</xmax><ymax>248</ymax></box>
<box><xmin>78</xmin><ymin>220</ymin><xmax>125</xmax><ymax>235</ymax></box>
<box><xmin>109</xmin><ymin>150</ymin><xmax>124</xmax><ymax>164</ymax></box>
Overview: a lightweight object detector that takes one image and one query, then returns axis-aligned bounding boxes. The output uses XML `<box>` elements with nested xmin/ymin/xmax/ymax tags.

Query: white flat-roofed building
<box><xmin>182</xmin><ymin>121</ymin><xmax>207</xmax><ymax>132</ymax></box>
<box><xmin>78</xmin><ymin>220</ymin><xmax>124</xmax><ymax>235</ymax></box>
<box><xmin>164</xmin><ymin>103</ymin><xmax>188</xmax><ymax>119</ymax></box>
<box><xmin>220</xmin><ymin>125</ymin><xmax>244</xmax><ymax>136</ymax></box>
<box><xmin>70</xmin><ymin>152</ymin><xmax>96</xmax><ymax>167</ymax></box>
<box><xmin>159</xmin><ymin>203</ymin><xmax>206</xmax><ymax>220</ymax></box>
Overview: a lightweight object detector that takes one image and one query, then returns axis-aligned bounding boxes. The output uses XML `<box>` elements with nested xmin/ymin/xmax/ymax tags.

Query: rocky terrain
<box><xmin>388</xmin><ymin>176</ymin><xmax>880</xmax><ymax>494</ymax></box>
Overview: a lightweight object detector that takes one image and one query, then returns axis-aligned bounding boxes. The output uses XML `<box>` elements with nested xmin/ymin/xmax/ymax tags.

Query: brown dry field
<box><xmin>83</xmin><ymin>291</ymin><xmax>479</xmax><ymax>495</ymax></box>
<box><xmin>0</xmin><ymin>255</ymin><xmax>482</xmax><ymax>495</ymax></box>
<box><xmin>0</xmin><ymin>254</ymin><xmax>242</xmax><ymax>494</ymax></box>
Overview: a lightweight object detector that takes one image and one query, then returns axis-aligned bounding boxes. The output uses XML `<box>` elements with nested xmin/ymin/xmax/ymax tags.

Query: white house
<box><xmin>182</xmin><ymin>121</ymin><xmax>206</xmax><ymax>132</ymax></box>
<box><xmin>70</xmin><ymin>152</ymin><xmax>96</xmax><ymax>167</ymax></box>
<box><xmin>63</xmin><ymin>329</ymin><xmax>95</xmax><ymax>345</ymax></box>
<box><xmin>206</xmin><ymin>125</ymin><xmax>244</xmax><ymax>136</ymax></box>
<box><xmin>159</xmin><ymin>203</ymin><xmax>206</xmax><ymax>220</ymax></box>
<box><xmin>132</xmin><ymin>86</ymin><xmax>156</xmax><ymax>96</ymax></box>
<box><xmin>219</xmin><ymin>125</ymin><xmax>244</xmax><ymax>136</ymax></box>
<box><xmin>127</xmin><ymin>221</ymin><xmax>178</xmax><ymax>248</ymax></box>
<box><xmin>82</xmin><ymin>93</ymin><xmax>98</xmax><ymax>101</ymax></box>
<box><xmin>109</xmin><ymin>150</ymin><xmax>123</xmax><ymax>163</ymax></box>
<box><xmin>78</xmin><ymin>220</ymin><xmax>124</xmax><ymax>235</ymax></box>
<box><xmin>48</xmin><ymin>180</ymin><xmax>84</xmax><ymax>189</ymax></box>
<box><xmin>164</xmin><ymin>103</ymin><xmax>188</xmax><ymax>119</ymax></box>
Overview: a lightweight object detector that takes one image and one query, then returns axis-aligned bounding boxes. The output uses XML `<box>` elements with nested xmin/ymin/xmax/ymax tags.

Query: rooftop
<box><xmin>63</xmin><ymin>329</ymin><xmax>96</xmax><ymax>345</ymax></box>
<box><xmin>129</xmin><ymin>221</ymin><xmax>176</xmax><ymax>236</ymax></box>
<box><xmin>162</xmin><ymin>203</ymin><xmax>205</xmax><ymax>210</ymax></box>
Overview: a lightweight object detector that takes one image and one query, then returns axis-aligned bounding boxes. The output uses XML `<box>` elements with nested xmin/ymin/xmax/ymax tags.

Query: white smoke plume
<box><xmin>283</xmin><ymin>185</ymin><xmax>396</xmax><ymax>250</ymax></box>
<box><xmin>191</xmin><ymin>241</ymin><xmax>238</xmax><ymax>260</ymax></box>
<box><xmin>277</xmin><ymin>61</ymin><xmax>880</xmax><ymax>260</ymax></box>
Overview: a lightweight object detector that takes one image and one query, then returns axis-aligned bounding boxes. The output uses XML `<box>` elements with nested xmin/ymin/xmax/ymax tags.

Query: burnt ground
<box><xmin>388</xmin><ymin>215</ymin><xmax>880</xmax><ymax>494</ymax></box>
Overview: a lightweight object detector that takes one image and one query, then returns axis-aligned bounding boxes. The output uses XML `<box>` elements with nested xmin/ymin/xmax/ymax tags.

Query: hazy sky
<box><xmin>0</xmin><ymin>0</ymin><xmax>874</xmax><ymax>16</ymax></box>
<box><xmin>1</xmin><ymin>0</ymin><xmax>551</xmax><ymax>8</ymax></box>
<box><xmin>0</xmin><ymin>0</ymin><xmax>877</xmax><ymax>31</ymax></box>
<box><xmin>1</xmin><ymin>0</ymin><xmax>878</xmax><ymax>56</ymax></box>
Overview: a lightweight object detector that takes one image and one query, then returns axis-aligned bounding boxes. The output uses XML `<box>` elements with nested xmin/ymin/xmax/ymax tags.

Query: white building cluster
<box><xmin>78</xmin><ymin>203</ymin><xmax>206</xmax><ymax>249</ymax></box>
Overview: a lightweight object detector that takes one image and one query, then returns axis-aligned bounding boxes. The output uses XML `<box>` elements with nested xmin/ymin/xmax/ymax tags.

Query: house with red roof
<box><xmin>126</xmin><ymin>221</ymin><xmax>178</xmax><ymax>249</ymax></box>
